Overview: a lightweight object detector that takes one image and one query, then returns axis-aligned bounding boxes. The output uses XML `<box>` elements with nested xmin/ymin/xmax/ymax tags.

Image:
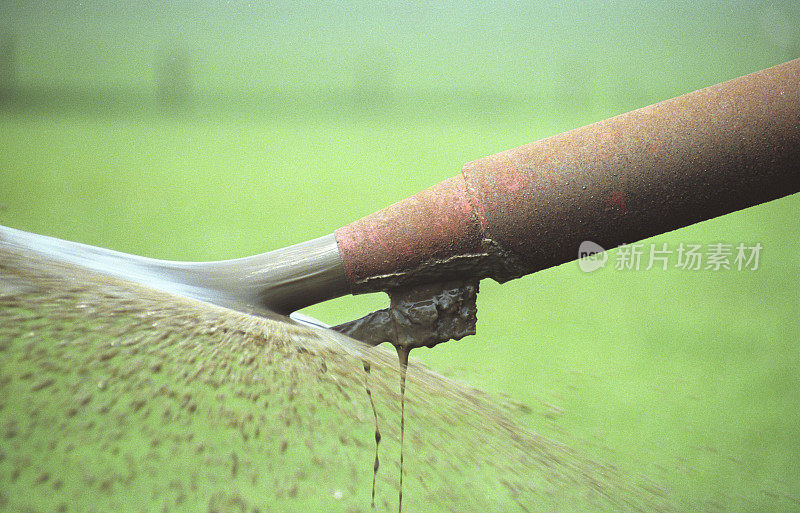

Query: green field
<box><xmin>2</xmin><ymin>2</ymin><xmax>799</xmax><ymax>511</ymax></box>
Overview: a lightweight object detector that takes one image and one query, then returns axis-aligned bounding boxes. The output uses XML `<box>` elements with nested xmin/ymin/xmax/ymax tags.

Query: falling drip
<box><xmin>396</xmin><ymin>345</ymin><xmax>410</xmax><ymax>513</ymax></box>
<box><xmin>363</xmin><ymin>360</ymin><xmax>380</xmax><ymax>509</ymax></box>
<box><xmin>332</xmin><ymin>280</ymin><xmax>478</xmax><ymax>511</ymax></box>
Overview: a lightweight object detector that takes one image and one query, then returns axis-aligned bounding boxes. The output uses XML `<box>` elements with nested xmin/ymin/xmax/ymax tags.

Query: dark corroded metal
<box><xmin>335</xmin><ymin>58</ymin><xmax>800</xmax><ymax>293</ymax></box>
<box><xmin>332</xmin><ymin>280</ymin><xmax>479</xmax><ymax>349</ymax></box>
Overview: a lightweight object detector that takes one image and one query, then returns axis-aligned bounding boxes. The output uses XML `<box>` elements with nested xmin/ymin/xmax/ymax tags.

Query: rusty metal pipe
<box><xmin>4</xmin><ymin>60</ymin><xmax>798</xmax><ymax>327</ymax></box>
<box><xmin>335</xmin><ymin>58</ymin><xmax>800</xmax><ymax>294</ymax></box>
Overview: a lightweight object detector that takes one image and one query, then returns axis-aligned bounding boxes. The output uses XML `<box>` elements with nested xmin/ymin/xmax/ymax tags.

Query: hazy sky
<box><xmin>1</xmin><ymin>1</ymin><xmax>796</xmax><ymax>97</ymax></box>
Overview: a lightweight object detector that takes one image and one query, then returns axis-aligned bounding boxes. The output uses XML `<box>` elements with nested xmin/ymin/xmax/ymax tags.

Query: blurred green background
<box><xmin>1</xmin><ymin>1</ymin><xmax>799</xmax><ymax>511</ymax></box>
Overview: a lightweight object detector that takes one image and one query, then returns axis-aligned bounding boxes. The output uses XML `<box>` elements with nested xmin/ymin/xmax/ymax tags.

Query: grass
<box><xmin>1</xmin><ymin>87</ymin><xmax>799</xmax><ymax>512</ymax></box>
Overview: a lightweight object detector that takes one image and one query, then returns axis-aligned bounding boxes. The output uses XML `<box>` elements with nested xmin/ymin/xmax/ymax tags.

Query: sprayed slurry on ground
<box><xmin>0</xmin><ymin>247</ymin><xmax>672</xmax><ymax>512</ymax></box>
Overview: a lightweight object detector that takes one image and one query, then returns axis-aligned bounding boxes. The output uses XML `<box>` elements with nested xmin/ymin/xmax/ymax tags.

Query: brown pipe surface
<box><xmin>335</xmin><ymin>59</ymin><xmax>800</xmax><ymax>293</ymax></box>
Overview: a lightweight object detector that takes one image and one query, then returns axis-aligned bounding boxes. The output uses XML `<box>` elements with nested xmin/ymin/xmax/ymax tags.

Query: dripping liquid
<box><xmin>396</xmin><ymin>346</ymin><xmax>409</xmax><ymax>513</ymax></box>
<box><xmin>363</xmin><ymin>360</ymin><xmax>380</xmax><ymax>509</ymax></box>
